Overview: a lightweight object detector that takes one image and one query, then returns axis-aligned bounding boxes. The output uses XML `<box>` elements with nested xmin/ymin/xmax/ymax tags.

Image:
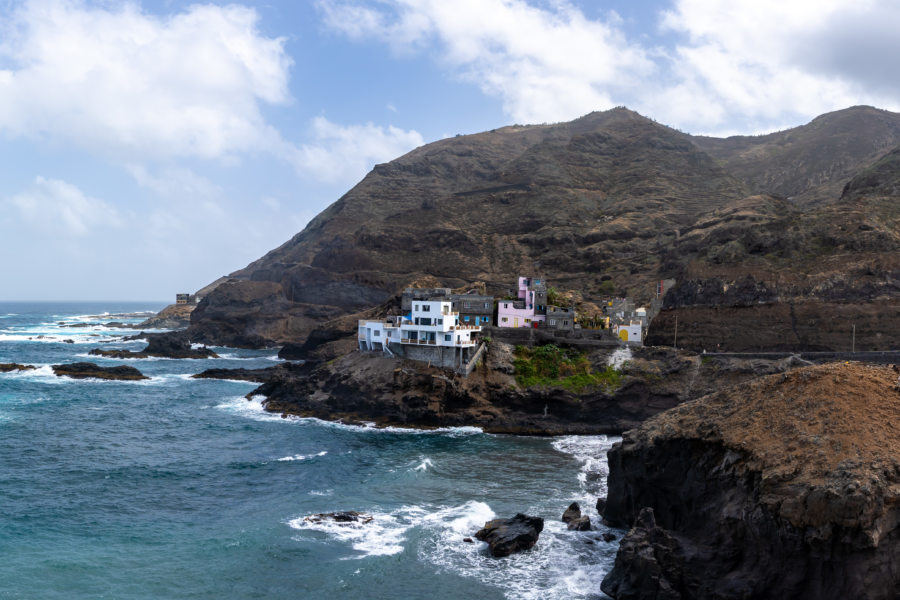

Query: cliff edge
<box><xmin>601</xmin><ymin>362</ymin><xmax>900</xmax><ymax>599</ymax></box>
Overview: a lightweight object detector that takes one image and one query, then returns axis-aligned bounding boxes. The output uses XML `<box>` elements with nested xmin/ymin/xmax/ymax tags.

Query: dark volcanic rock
<box><xmin>567</xmin><ymin>516</ymin><xmax>591</xmax><ymax>531</ymax></box>
<box><xmin>601</xmin><ymin>508</ymin><xmax>685</xmax><ymax>600</ymax></box>
<box><xmin>0</xmin><ymin>363</ymin><xmax>36</xmax><ymax>372</ymax></box>
<box><xmin>561</xmin><ymin>502</ymin><xmax>582</xmax><ymax>523</ymax></box>
<box><xmin>52</xmin><ymin>362</ymin><xmax>148</xmax><ymax>381</ymax></box>
<box><xmin>192</xmin><ymin>362</ymin><xmax>310</xmax><ymax>384</ymax></box>
<box><xmin>303</xmin><ymin>511</ymin><xmax>373</xmax><ymax>525</ymax></box>
<box><xmin>601</xmin><ymin>363</ymin><xmax>900</xmax><ymax>600</ymax></box>
<box><xmin>474</xmin><ymin>513</ymin><xmax>544</xmax><ymax>557</ymax></box>
<box><xmin>90</xmin><ymin>335</ymin><xmax>218</xmax><ymax>359</ymax></box>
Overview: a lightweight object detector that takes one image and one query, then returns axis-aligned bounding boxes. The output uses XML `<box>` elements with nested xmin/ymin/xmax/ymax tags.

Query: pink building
<box><xmin>497</xmin><ymin>276</ymin><xmax>548</xmax><ymax>328</ymax></box>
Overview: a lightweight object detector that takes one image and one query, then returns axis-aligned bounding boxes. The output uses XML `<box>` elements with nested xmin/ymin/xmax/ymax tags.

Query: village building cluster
<box><xmin>358</xmin><ymin>275</ymin><xmax>675</xmax><ymax>372</ymax></box>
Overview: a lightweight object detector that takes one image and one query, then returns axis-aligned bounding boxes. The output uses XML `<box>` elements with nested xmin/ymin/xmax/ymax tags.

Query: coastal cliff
<box><xmin>199</xmin><ymin>343</ymin><xmax>818</xmax><ymax>435</ymax></box>
<box><xmin>601</xmin><ymin>362</ymin><xmax>900</xmax><ymax>599</ymax></box>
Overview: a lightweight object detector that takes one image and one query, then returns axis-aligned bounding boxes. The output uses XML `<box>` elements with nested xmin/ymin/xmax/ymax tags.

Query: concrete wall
<box><xmin>391</xmin><ymin>342</ymin><xmax>474</xmax><ymax>369</ymax></box>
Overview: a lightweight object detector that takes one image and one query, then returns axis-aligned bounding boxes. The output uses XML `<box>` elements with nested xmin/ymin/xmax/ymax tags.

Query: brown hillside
<box><xmin>180</xmin><ymin>106</ymin><xmax>900</xmax><ymax>348</ymax></box>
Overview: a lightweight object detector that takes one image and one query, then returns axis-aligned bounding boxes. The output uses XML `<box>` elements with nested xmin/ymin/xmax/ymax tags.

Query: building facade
<box><xmin>358</xmin><ymin>300</ymin><xmax>482</xmax><ymax>357</ymax></box>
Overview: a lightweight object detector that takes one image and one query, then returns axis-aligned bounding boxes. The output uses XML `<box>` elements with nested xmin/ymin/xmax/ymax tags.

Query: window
<box><xmin>387</xmin><ymin>331</ymin><xmax>392</xmax><ymax>337</ymax></box>
<box><xmin>415</xmin><ymin>304</ymin><xmax>419</xmax><ymax>311</ymax></box>
<box><xmin>502</xmin><ymin>317</ymin><xmax>508</xmax><ymax>323</ymax></box>
<box><xmin>464</xmin><ymin>302</ymin><xmax>471</xmax><ymax>308</ymax></box>
<box><xmin>484</xmin><ymin>302</ymin><xmax>490</xmax><ymax>309</ymax></box>
<box><xmin>564</xmin><ymin>320</ymin><xmax>569</xmax><ymax>325</ymax></box>
<box><xmin>464</xmin><ymin>316</ymin><xmax>470</xmax><ymax>322</ymax></box>
<box><xmin>550</xmin><ymin>319</ymin><xmax>556</xmax><ymax>326</ymax></box>
<box><xmin>437</xmin><ymin>318</ymin><xmax>442</xmax><ymax>325</ymax></box>
<box><xmin>503</xmin><ymin>303</ymin><xmax>508</xmax><ymax>308</ymax></box>
<box><xmin>423</xmin><ymin>304</ymin><xmax>431</xmax><ymax>312</ymax></box>
<box><xmin>444</xmin><ymin>334</ymin><xmax>452</xmax><ymax>341</ymax></box>
<box><xmin>525</xmin><ymin>319</ymin><xmax>531</xmax><ymax>324</ymax></box>
<box><xmin>482</xmin><ymin>317</ymin><xmax>489</xmax><ymax>323</ymax></box>
<box><xmin>374</xmin><ymin>330</ymin><xmax>380</xmax><ymax>336</ymax></box>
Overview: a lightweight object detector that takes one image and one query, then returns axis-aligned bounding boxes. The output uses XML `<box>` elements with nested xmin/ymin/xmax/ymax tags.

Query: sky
<box><xmin>0</xmin><ymin>0</ymin><xmax>898</xmax><ymax>301</ymax></box>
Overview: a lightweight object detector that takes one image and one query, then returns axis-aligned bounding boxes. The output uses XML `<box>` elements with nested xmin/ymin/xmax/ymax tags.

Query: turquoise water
<box><xmin>0</xmin><ymin>302</ymin><xmax>618</xmax><ymax>599</ymax></box>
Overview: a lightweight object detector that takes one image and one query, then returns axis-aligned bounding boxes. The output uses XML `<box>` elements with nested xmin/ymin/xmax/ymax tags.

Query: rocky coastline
<box><xmin>194</xmin><ymin>340</ymin><xmax>821</xmax><ymax>435</ymax></box>
<box><xmin>600</xmin><ymin>362</ymin><xmax>900</xmax><ymax>599</ymax></box>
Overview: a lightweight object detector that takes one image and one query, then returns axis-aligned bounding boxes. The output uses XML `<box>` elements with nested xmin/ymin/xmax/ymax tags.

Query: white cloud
<box><xmin>319</xmin><ymin>0</ymin><xmax>900</xmax><ymax>134</ymax></box>
<box><xmin>652</xmin><ymin>0</ymin><xmax>900</xmax><ymax>133</ymax></box>
<box><xmin>318</xmin><ymin>0</ymin><xmax>655</xmax><ymax>124</ymax></box>
<box><xmin>293</xmin><ymin>116</ymin><xmax>424</xmax><ymax>183</ymax></box>
<box><xmin>6</xmin><ymin>176</ymin><xmax>122</xmax><ymax>236</ymax></box>
<box><xmin>0</xmin><ymin>0</ymin><xmax>292</xmax><ymax>161</ymax></box>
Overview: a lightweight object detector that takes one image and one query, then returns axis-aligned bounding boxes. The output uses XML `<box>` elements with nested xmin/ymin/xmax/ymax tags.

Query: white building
<box><xmin>358</xmin><ymin>300</ymin><xmax>481</xmax><ymax>353</ymax></box>
<box><xmin>615</xmin><ymin>322</ymin><xmax>643</xmax><ymax>344</ymax></box>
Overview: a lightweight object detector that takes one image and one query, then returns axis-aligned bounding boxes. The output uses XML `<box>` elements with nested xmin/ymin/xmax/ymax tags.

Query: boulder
<box><xmin>562</xmin><ymin>501</ymin><xmax>582</xmax><ymax>523</ymax></box>
<box><xmin>474</xmin><ymin>513</ymin><xmax>544</xmax><ymax>557</ymax></box>
<box><xmin>567</xmin><ymin>516</ymin><xmax>591</xmax><ymax>531</ymax></box>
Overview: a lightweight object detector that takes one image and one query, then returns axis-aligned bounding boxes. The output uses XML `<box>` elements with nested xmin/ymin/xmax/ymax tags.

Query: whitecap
<box><xmin>413</xmin><ymin>457</ymin><xmax>434</xmax><ymax>472</ymax></box>
<box><xmin>288</xmin><ymin>506</ymin><xmax>428</xmax><ymax>558</ymax></box>
<box><xmin>417</xmin><ymin>502</ymin><xmax>614</xmax><ymax>600</ymax></box>
<box><xmin>277</xmin><ymin>451</ymin><xmax>328</xmax><ymax>462</ymax></box>
<box><xmin>551</xmin><ymin>435</ymin><xmax>620</xmax><ymax>496</ymax></box>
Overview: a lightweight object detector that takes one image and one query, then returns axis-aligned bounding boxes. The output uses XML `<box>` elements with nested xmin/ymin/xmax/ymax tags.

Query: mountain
<box><xmin>182</xmin><ymin>106</ymin><xmax>900</xmax><ymax>351</ymax></box>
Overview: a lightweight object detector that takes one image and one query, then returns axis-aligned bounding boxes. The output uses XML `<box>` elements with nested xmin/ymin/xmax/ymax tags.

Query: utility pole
<box><xmin>852</xmin><ymin>324</ymin><xmax>856</xmax><ymax>353</ymax></box>
<box><xmin>673</xmin><ymin>315</ymin><xmax>678</xmax><ymax>349</ymax></box>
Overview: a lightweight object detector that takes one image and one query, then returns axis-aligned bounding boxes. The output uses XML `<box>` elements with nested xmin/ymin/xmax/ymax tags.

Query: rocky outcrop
<box><xmin>601</xmin><ymin>362</ymin><xmax>900</xmax><ymax>600</ymax></box>
<box><xmin>193</xmin><ymin>343</ymin><xmax>832</xmax><ymax>434</ymax></box>
<box><xmin>303</xmin><ymin>511</ymin><xmax>373</xmax><ymax>525</ymax></box>
<box><xmin>474</xmin><ymin>513</ymin><xmax>544</xmax><ymax>557</ymax></box>
<box><xmin>133</xmin><ymin>303</ymin><xmax>195</xmax><ymax>330</ymax></box>
<box><xmin>90</xmin><ymin>336</ymin><xmax>218</xmax><ymax>359</ymax></box>
<box><xmin>561</xmin><ymin>502</ymin><xmax>592</xmax><ymax>531</ymax></box>
<box><xmin>243</xmin><ymin>344</ymin><xmax>700</xmax><ymax>434</ymax></box>
<box><xmin>52</xmin><ymin>362</ymin><xmax>148</xmax><ymax>381</ymax></box>
<box><xmin>0</xmin><ymin>363</ymin><xmax>36</xmax><ymax>372</ymax></box>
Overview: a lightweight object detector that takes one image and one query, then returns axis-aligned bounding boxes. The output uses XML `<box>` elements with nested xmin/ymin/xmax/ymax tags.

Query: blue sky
<box><xmin>1</xmin><ymin>0</ymin><xmax>898</xmax><ymax>301</ymax></box>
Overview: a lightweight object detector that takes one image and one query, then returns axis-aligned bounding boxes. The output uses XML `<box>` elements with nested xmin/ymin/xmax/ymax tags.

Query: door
<box><xmin>513</xmin><ymin>317</ymin><xmax>519</xmax><ymax>327</ymax></box>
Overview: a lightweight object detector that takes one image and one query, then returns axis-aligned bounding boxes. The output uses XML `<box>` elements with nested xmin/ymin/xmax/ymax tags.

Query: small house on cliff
<box><xmin>358</xmin><ymin>300</ymin><xmax>483</xmax><ymax>372</ymax></box>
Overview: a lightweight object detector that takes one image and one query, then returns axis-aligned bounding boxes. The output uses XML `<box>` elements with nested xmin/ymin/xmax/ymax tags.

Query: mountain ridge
<box><xmin>180</xmin><ymin>105</ymin><xmax>900</xmax><ymax>351</ymax></box>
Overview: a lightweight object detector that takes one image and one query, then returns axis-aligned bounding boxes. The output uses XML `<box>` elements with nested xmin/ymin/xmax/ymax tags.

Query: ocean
<box><xmin>0</xmin><ymin>302</ymin><xmax>620</xmax><ymax>599</ymax></box>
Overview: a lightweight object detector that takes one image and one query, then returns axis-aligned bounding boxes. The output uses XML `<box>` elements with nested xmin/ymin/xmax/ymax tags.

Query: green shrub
<box><xmin>513</xmin><ymin>344</ymin><xmax>622</xmax><ymax>392</ymax></box>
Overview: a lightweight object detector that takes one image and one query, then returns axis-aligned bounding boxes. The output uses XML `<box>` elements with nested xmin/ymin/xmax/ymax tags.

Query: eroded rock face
<box><xmin>601</xmin><ymin>363</ymin><xmax>900</xmax><ymax>600</ymax></box>
<box><xmin>52</xmin><ymin>362</ymin><xmax>148</xmax><ymax>381</ymax></box>
<box><xmin>474</xmin><ymin>513</ymin><xmax>544</xmax><ymax>557</ymax></box>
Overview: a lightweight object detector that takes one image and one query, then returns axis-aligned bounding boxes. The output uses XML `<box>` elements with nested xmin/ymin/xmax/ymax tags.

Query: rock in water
<box><xmin>601</xmin><ymin>363</ymin><xmax>900</xmax><ymax>600</ymax></box>
<box><xmin>567</xmin><ymin>516</ymin><xmax>591</xmax><ymax>531</ymax></box>
<box><xmin>302</xmin><ymin>511</ymin><xmax>373</xmax><ymax>525</ymax></box>
<box><xmin>52</xmin><ymin>362</ymin><xmax>148</xmax><ymax>381</ymax></box>
<box><xmin>90</xmin><ymin>335</ymin><xmax>218</xmax><ymax>359</ymax></box>
<box><xmin>561</xmin><ymin>502</ymin><xmax>581</xmax><ymax>523</ymax></box>
<box><xmin>474</xmin><ymin>513</ymin><xmax>544</xmax><ymax>557</ymax></box>
<box><xmin>0</xmin><ymin>363</ymin><xmax>36</xmax><ymax>373</ymax></box>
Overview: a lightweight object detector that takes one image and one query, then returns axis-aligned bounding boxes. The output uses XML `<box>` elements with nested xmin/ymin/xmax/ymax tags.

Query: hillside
<box><xmin>179</xmin><ymin>106</ymin><xmax>900</xmax><ymax>350</ymax></box>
